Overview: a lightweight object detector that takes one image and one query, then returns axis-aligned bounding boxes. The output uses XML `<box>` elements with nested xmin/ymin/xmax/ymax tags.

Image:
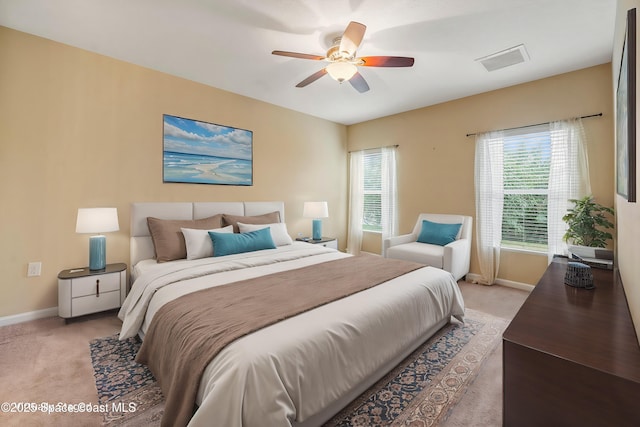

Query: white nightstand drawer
<box><xmin>58</xmin><ymin>263</ymin><xmax>127</xmax><ymax>320</ymax></box>
<box><xmin>305</xmin><ymin>237</ymin><xmax>338</xmax><ymax>250</ymax></box>
<box><xmin>72</xmin><ymin>291</ymin><xmax>121</xmax><ymax>317</ymax></box>
<box><xmin>318</xmin><ymin>240</ymin><xmax>338</xmax><ymax>250</ymax></box>
<box><xmin>71</xmin><ymin>272</ymin><xmax>121</xmax><ymax>298</ymax></box>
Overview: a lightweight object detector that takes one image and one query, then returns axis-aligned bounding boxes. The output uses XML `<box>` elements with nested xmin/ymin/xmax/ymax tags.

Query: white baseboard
<box><xmin>466</xmin><ymin>273</ymin><xmax>534</xmax><ymax>292</ymax></box>
<box><xmin>0</xmin><ymin>306</ymin><xmax>58</xmax><ymax>327</ymax></box>
<box><xmin>360</xmin><ymin>251</ymin><xmax>382</xmax><ymax>256</ymax></box>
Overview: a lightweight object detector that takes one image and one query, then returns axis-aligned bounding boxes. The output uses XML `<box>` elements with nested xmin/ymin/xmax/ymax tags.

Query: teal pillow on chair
<box><xmin>209</xmin><ymin>227</ymin><xmax>276</xmax><ymax>257</ymax></box>
<box><xmin>417</xmin><ymin>220</ymin><xmax>462</xmax><ymax>246</ymax></box>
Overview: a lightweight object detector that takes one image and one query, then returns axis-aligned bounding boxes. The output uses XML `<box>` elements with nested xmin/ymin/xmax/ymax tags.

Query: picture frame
<box><xmin>616</xmin><ymin>8</ymin><xmax>637</xmax><ymax>203</ymax></box>
<box><xmin>162</xmin><ymin>114</ymin><xmax>253</xmax><ymax>186</ymax></box>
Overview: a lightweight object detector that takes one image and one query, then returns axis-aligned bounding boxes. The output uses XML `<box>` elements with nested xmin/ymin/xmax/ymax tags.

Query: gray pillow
<box><xmin>147</xmin><ymin>215</ymin><xmax>223</xmax><ymax>262</ymax></box>
<box><xmin>222</xmin><ymin>211</ymin><xmax>281</xmax><ymax>233</ymax></box>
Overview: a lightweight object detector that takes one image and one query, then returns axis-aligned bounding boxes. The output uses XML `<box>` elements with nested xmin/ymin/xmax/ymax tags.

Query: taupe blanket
<box><xmin>136</xmin><ymin>254</ymin><xmax>424</xmax><ymax>427</ymax></box>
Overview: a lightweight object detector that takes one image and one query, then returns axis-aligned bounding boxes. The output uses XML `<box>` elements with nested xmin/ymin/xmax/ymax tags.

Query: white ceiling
<box><xmin>0</xmin><ymin>0</ymin><xmax>617</xmax><ymax>125</ymax></box>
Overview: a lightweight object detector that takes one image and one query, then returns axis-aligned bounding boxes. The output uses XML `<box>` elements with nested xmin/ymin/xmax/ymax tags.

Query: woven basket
<box><xmin>564</xmin><ymin>262</ymin><xmax>594</xmax><ymax>289</ymax></box>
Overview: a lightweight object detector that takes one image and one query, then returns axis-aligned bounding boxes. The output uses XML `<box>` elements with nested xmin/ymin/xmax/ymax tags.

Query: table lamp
<box><xmin>303</xmin><ymin>201</ymin><xmax>328</xmax><ymax>240</ymax></box>
<box><xmin>76</xmin><ymin>208</ymin><xmax>119</xmax><ymax>270</ymax></box>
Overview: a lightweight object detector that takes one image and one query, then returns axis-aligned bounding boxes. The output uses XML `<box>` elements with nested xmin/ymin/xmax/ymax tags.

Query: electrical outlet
<box><xmin>27</xmin><ymin>262</ymin><xmax>42</xmax><ymax>277</ymax></box>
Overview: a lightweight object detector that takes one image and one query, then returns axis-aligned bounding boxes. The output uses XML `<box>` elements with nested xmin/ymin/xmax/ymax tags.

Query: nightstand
<box><xmin>58</xmin><ymin>263</ymin><xmax>127</xmax><ymax>320</ymax></box>
<box><xmin>307</xmin><ymin>237</ymin><xmax>338</xmax><ymax>250</ymax></box>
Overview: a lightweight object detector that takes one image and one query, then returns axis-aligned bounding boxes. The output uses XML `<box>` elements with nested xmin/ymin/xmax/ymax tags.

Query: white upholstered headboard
<box><xmin>130</xmin><ymin>201</ymin><xmax>285</xmax><ymax>267</ymax></box>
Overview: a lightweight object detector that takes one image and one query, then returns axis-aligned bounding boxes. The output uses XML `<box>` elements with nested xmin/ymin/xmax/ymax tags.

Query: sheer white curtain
<box><xmin>547</xmin><ymin>118</ymin><xmax>591</xmax><ymax>262</ymax></box>
<box><xmin>347</xmin><ymin>150</ymin><xmax>364</xmax><ymax>255</ymax></box>
<box><xmin>347</xmin><ymin>146</ymin><xmax>398</xmax><ymax>255</ymax></box>
<box><xmin>475</xmin><ymin>118</ymin><xmax>592</xmax><ymax>281</ymax></box>
<box><xmin>474</xmin><ymin>131</ymin><xmax>504</xmax><ymax>285</ymax></box>
<box><xmin>380</xmin><ymin>146</ymin><xmax>398</xmax><ymax>241</ymax></box>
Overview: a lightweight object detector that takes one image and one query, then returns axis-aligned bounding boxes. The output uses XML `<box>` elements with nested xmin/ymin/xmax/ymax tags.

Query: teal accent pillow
<box><xmin>417</xmin><ymin>220</ymin><xmax>462</xmax><ymax>246</ymax></box>
<box><xmin>209</xmin><ymin>227</ymin><xmax>276</xmax><ymax>257</ymax></box>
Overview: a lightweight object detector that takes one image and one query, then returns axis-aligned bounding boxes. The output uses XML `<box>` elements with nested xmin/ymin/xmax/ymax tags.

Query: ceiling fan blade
<box><xmin>296</xmin><ymin>68</ymin><xmax>328</xmax><ymax>87</ymax></box>
<box><xmin>359</xmin><ymin>56</ymin><xmax>415</xmax><ymax>67</ymax></box>
<box><xmin>349</xmin><ymin>72</ymin><xmax>370</xmax><ymax>93</ymax></box>
<box><xmin>340</xmin><ymin>21</ymin><xmax>366</xmax><ymax>56</ymax></box>
<box><xmin>272</xmin><ymin>50</ymin><xmax>325</xmax><ymax>61</ymax></box>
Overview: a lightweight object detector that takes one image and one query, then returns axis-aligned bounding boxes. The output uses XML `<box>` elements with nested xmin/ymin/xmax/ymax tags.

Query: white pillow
<box><xmin>237</xmin><ymin>222</ymin><xmax>293</xmax><ymax>246</ymax></box>
<box><xmin>181</xmin><ymin>225</ymin><xmax>233</xmax><ymax>260</ymax></box>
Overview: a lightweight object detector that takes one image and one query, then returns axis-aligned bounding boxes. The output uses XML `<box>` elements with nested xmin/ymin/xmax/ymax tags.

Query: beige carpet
<box><xmin>0</xmin><ymin>312</ymin><xmax>121</xmax><ymax>426</ymax></box>
<box><xmin>439</xmin><ymin>282</ymin><xmax>529</xmax><ymax>427</ymax></box>
<box><xmin>0</xmin><ymin>281</ymin><xmax>529</xmax><ymax>427</ymax></box>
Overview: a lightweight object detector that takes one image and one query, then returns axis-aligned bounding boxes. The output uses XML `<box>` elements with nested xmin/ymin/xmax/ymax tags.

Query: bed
<box><xmin>118</xmin><ymin>201</ymin><xmax>465</xmax><ymax>427</ymax></box>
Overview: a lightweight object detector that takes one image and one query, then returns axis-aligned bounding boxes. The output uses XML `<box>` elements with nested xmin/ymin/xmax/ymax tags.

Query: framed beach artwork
<box><xmin>163</xmin><ymin>114</ymin><xmax>253</xmax><ymax>186</ymax></box>
<box><xmin>616</xmin><ymin>8</ymin><xmax>637</xmax><ymax>202</ymax></box>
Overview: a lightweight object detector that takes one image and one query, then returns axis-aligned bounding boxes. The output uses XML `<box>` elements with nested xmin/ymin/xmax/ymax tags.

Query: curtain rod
<box><xmin>465</xmin><ymin>113</ymin><xmax>603</xmax><ymax>137</ymax></box>
<box><xmin>348</xmin><ymin>144</ymin><xmax>399</xmax><ymax>153</ymax></box>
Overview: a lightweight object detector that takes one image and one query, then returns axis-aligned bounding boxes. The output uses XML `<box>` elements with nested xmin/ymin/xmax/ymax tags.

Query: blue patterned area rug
<box><xmin>90</xmin><ymin>309</ymin><xmax>507</xmax><ymax>426</ymax></box>
<box><xmin>90</xmin><ymin>335</ymin><xmax>164</xmax><ymax>426</ymax></box>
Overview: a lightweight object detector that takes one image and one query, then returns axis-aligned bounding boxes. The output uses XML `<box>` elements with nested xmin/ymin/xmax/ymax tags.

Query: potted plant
<box><xmin>562</xmin><ymin>196</ymin><xmax>614</xmax><ymax>265</ymax></box>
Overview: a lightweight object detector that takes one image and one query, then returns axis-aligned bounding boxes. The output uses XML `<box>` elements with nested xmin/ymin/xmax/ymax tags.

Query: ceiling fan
<box><xmin>272</xmin><ymin>21</ymin><xmax>414</xmax><ymax>93</ymax></box>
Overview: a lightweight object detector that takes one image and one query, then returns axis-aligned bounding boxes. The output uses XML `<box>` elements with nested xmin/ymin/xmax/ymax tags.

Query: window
<box><xmin>501</xmin><ymin>128</ymin><xmax>551</xmax><ymax>250</ymax></box>
<box><xmin>475</xmin><ymin>118</ymin><xmax>590</xmax><ymax>284</ymax></box>
<box><xmin>347</xmin><ymin>146</ymin><xmax>398</xmax><ymax>254</ymax></box>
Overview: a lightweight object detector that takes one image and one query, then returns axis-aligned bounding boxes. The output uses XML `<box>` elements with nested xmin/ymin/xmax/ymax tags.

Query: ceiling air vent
<box><xmin>475</xmin><ymin>44</ymin><xmax>529</xmax><ymax>72</ymax></box>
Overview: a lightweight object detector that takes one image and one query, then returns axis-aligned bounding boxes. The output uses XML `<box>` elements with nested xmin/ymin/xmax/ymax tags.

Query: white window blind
<box><xmin>363</xmin><ymin>151</ymin><xmax>383</xmax><ymax>232</ymax></box>
<box><xmin>501</xmin><ymin>125</ymin><xmax>551</xmax><ymax>250</ymax></box>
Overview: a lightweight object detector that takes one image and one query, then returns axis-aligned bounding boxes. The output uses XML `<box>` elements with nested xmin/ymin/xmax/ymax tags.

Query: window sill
<box><xmin>500</xmin><ymin>246</ymin><xmax>547</xmax><ymax>256</ymax></box>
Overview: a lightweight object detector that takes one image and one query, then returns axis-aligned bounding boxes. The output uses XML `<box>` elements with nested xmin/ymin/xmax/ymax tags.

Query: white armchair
<box><xmin>383</xmin><ymin>213</ymin><xmax>473</xmax><ymax>281</ymax></box>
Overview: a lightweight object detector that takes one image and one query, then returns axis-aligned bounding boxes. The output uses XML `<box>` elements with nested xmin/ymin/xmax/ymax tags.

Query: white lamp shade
<box><xmin>326</xmin><ymin>62</ymin><xmax>358</xmax><ymax>82</ymax></box>
<box><xmin>76</xmin><ymin>208</ymin><xmax>120</xmax><ymax>234</ymax></box>
<box><xmin>303</xmin><ymin>202</ymin><xmax>329</xmax><ymax>219</ymax></box>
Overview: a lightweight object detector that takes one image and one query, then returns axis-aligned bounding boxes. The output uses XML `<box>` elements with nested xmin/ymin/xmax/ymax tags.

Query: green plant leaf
<box><xmin>562</xmin><ymin>196</ymin><xmax>614</xmax><ymax>248</ymax></box>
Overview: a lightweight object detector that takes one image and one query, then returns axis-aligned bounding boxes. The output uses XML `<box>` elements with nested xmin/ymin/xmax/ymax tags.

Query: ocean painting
<box><xmin>163</xmin><ymin>114</ymin><xmax>253</xmax><ymax>186</ymax></box>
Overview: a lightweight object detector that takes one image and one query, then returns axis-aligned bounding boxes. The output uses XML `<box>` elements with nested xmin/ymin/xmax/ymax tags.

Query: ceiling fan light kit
<box><xmin>272</xmin><ymin>21</ymin><xmax>414</xmax><ymax>93</ymax></box>
<box><xmin>326</xmin><ymin>62</ymin><xmax>358</xmax><ymax>82</ymax></box>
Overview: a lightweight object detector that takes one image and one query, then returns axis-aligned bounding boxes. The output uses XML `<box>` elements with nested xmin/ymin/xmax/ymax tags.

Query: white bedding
<box><xmin>119</xmin><ymin>242</ymin><xmax>465</xmax><ymax>427</ymax></box>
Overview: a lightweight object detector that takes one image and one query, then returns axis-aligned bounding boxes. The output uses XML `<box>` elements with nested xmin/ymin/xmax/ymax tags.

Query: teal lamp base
<box><xmin>312</xmin><ymin>219</ymin><xmax>322</xmax><ymax>240</ymax></box>
<box><xmin>89</xmin><ymin>235</ymin><xmax>106</xmax><ymax>270</ymax></box>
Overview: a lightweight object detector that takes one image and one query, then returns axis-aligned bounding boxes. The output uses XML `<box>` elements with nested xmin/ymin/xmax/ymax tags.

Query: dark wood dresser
<box><xmin>503</xmin><ymin>257</ymin><xmax>640</xmax><ymax>426</ymax></box>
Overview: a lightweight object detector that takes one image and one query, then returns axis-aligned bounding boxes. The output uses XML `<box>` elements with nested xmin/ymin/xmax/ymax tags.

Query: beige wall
<box><xmin>0</xmin><ymin>27</ymin><xmax>348</xmax><ymax>318</ymax></box>
<box><xmin>0</xmin><ymin>24</ymin><xmax>619</xmax><ymax>319</ymax></box>
<box><xmin>348</xmin><ymin>64</ymin><xmax>614</xmax><ymax>286</ymax></box>
<box><xmin>614</xmin><ymin>0</ymin><xmax>640</xmax><ymax>346</ymax></box>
